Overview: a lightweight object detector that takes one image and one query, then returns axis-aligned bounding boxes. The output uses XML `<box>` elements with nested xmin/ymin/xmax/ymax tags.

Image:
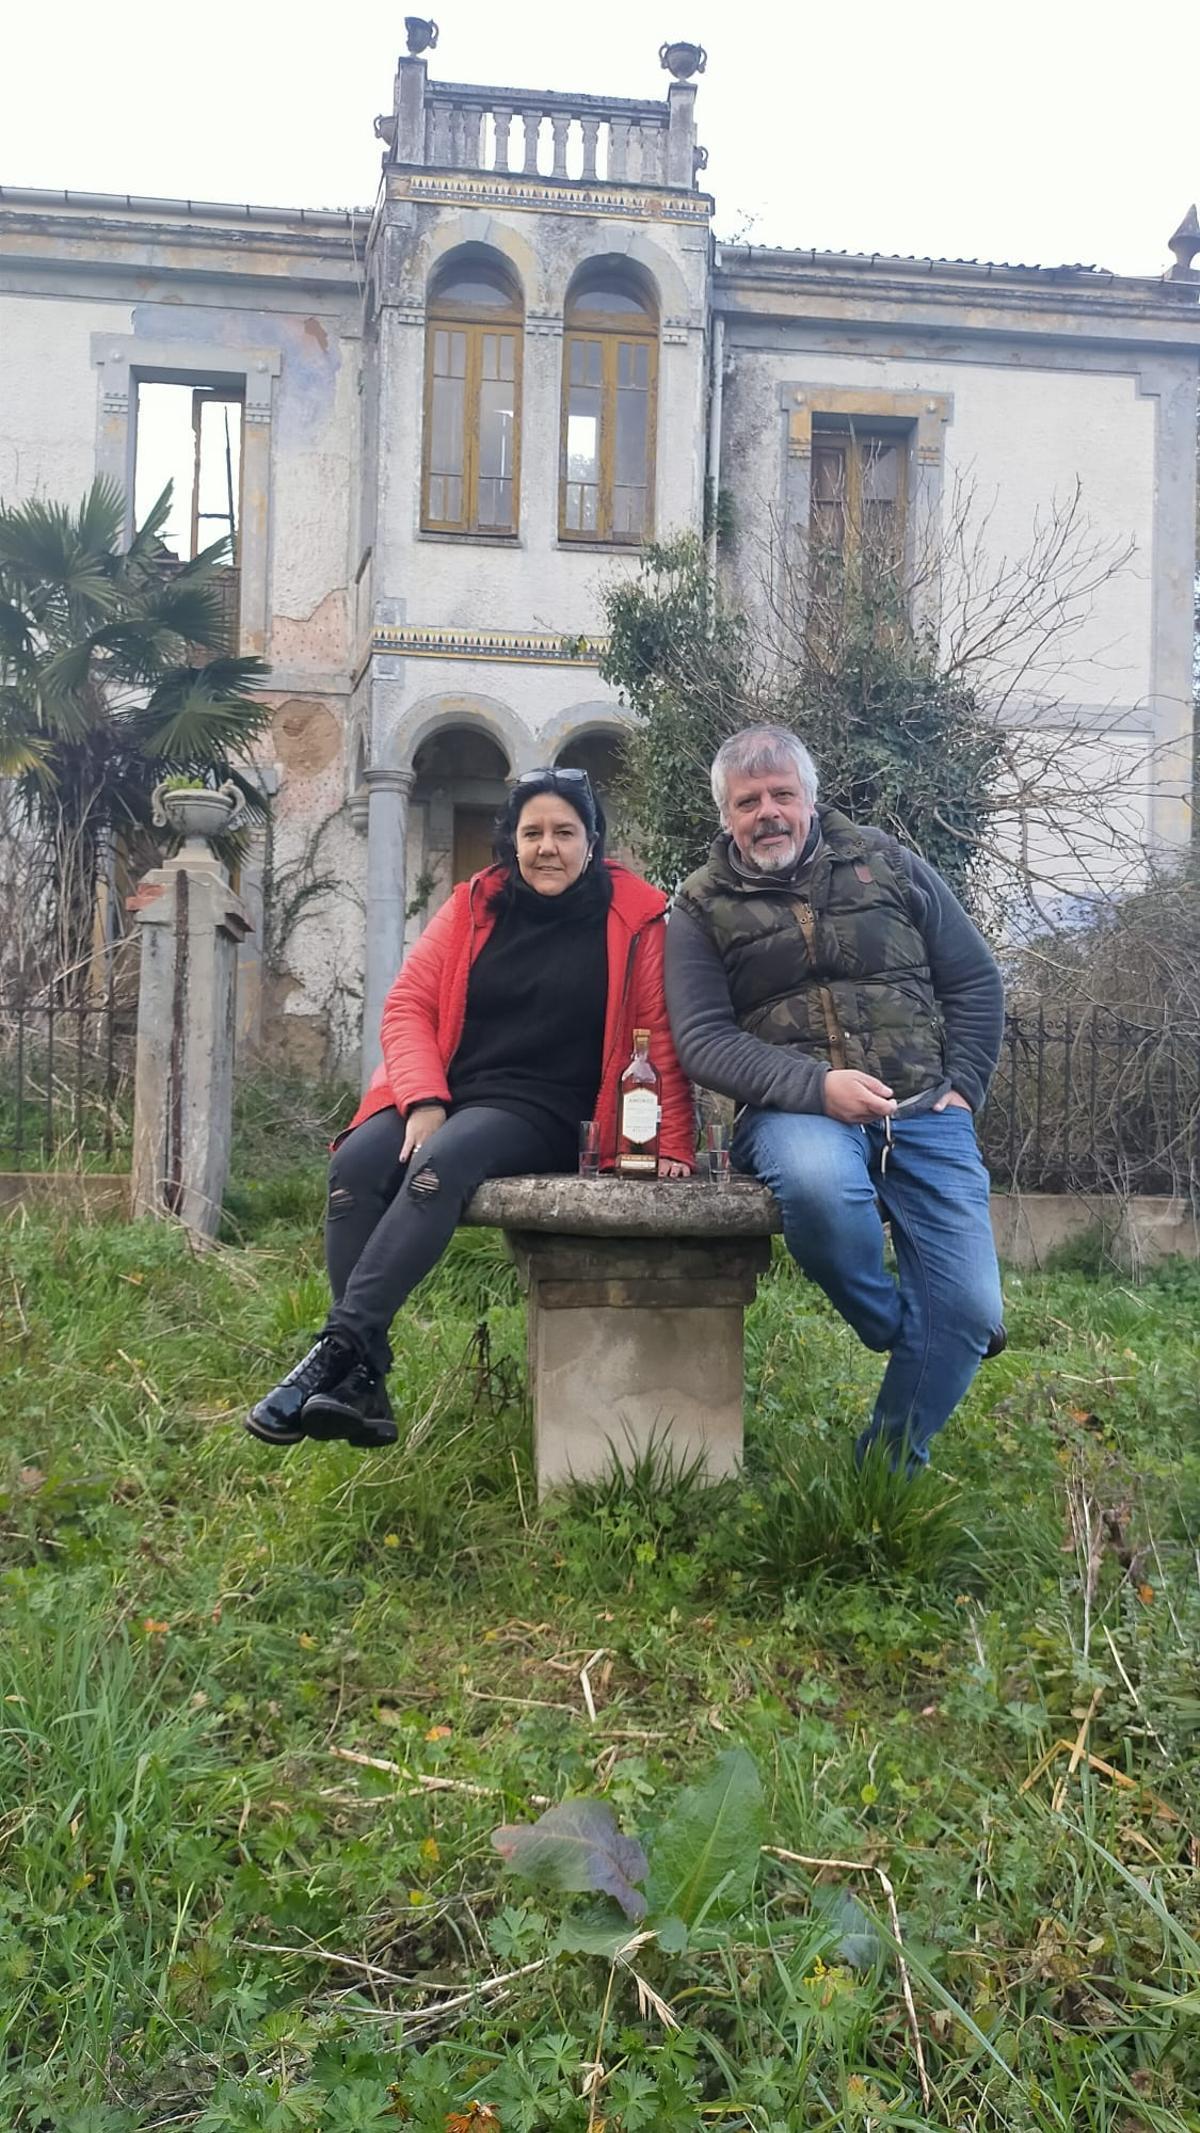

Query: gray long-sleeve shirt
<box><xmin>664</xmin><ymin>845</ymin><xmax>1005</xmax><ymax>1116</ymax></box>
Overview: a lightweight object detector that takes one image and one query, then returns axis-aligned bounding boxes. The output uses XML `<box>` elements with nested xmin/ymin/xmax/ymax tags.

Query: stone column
<box><xmin>361</xmin><ymin>766</ymin><xmax>414</xmax><ymax>1088</ymax></box>
<box><xmin>665</xmin><ymin>82</ymin><xmax>698</xmax><ymax>189</ymax></box>
<box><xmin>129</xmin><ymin>854</ymin><xmax>251</xmax><ymax>1239</ymax></box>
<box><xmin>393</xmin><ymin>56</ymin><xmax>429</xmax><ymax>163</ymax></box>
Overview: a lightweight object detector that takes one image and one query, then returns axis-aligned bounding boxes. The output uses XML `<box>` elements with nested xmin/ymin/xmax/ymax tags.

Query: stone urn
<box><xmin>405</xmin><ymin>15</ymin><xmax>439</xmax><ymax>54</ymax></box>
<box><xmin>152</xmin><ymin>781</ymin><xmax>242</xmax><ymax>865</ymax></box>
<box><xmin>659</xmin><ymin>40</ymin><xmax>707</xmax><ymax>80</ymax></box>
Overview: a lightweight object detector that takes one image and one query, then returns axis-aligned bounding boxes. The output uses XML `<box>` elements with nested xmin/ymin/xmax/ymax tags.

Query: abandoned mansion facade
<box><xmin>1</xmin><ymin>37</ymin><xmax>1198</xmax><ymax>1074</ymax></box>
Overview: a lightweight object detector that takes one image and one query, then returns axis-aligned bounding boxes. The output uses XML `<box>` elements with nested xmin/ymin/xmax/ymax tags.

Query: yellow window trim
<box><xmin>559</xmin><ymin>324</ymin><xmax>659</xmax><ymax>547</ymax></box>
<box><xmin>810</xmin><ymin>424</ymin><xmax>910</xmax><ymax>553</ymax></box>
<box><xmin>421</xmin><ymin>299</ymin><xmax>524</xmax><ymax>537</ymax></box>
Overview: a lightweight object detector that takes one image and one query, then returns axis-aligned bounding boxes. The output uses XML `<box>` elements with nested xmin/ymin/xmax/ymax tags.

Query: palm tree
<box><xmin>0</xmin><ymin>477</ymin><xmax>270</xmax><ymax>992</ymax></box>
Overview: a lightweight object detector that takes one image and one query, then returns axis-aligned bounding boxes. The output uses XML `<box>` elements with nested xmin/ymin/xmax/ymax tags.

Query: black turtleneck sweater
<box><xmin>447</xmin><ymin>869</ymin><xmax>610</xmax><ymax>1164</ymax></box>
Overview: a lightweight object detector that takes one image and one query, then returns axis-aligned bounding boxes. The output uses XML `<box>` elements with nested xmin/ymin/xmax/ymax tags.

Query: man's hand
<box><xmin>933</xmin><ymin>1089</ymin><xmax>972</xmax><ymax>1113</ymax></box>
<box><xmin>400</xmin><ymin>1103</ymin><xmax>447</xmax><ymax>1161</ymax></box>
<box><xmin>822</xmin><ymin>1070</ymin><xmax>896</xmax><ymax>1124</ymax></box>
<box><xmin>658</xmin><ymin>1159</ymin><xmax>692</xmax><ymax>1179</ymax></box>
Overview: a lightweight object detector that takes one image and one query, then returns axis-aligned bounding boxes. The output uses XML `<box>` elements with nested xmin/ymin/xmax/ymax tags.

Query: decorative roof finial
<box><xmin>659</xmin><ymin>39</ymin><xmax>707</xmax><ymax>80</ymax></box>
<box><xmin>1167</xmin><ymin>203</ymin><xmax>1200</xmax><ymax>278</ymax></box>
<box><xmin>405</xmin><ymin>16</ymin><xmax>439</xmax><ymax>55</ymax></box>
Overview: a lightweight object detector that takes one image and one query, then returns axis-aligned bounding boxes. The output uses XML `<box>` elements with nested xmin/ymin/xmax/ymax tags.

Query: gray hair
<box><xmin>711</xmin><ymin>726</ymin><xmax>820</xmax><ymax>818</ymax></box>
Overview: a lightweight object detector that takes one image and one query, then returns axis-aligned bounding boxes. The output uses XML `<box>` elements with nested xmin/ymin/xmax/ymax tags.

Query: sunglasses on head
<box><xmin>512</xmin><ymin>766</ymin><xmax>594</xmax><ymax>798</ymax></box>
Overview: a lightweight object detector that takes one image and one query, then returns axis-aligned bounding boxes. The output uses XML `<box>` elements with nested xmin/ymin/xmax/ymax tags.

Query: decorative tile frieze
<box><xmin>389</xmin><ymin>170</ymin><xmax>711</xmax><ymax>225</ymax></box>
<box><xmin>372</xmin><ymin>622</ymin><xmax>608</xmax><ymax>667</ymax></box>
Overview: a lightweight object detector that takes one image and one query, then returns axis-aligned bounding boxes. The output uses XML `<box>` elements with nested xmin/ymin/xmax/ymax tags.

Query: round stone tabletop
<box><xmin>464</xmin><ymin>1173</ymin><xmax>781</xmax><ymax>1239</ymax></box>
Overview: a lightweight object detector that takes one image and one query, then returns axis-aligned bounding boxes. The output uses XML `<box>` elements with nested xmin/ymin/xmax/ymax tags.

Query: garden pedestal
<box><xmin>464</xmin><ymin>1177</ymin><xmax>781</xmax><ymax>1496</ymax></box>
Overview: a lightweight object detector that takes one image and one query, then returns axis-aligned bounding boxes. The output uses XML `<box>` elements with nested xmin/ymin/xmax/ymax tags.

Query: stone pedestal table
<box><xmin>463</xmin><ymin>1176</ymin><xmax>782</xmax><ymax>1496</ymax></box>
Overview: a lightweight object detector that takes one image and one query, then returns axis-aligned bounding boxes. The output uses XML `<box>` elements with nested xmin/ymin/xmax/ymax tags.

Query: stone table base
<box><xmin>464</xmin><ymin>1177</ymin><xmax>781</xmax><ymax>1495</ymax></box>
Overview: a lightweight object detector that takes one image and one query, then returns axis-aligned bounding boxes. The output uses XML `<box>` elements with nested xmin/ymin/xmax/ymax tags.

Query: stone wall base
<box><xmin>990</xmin><ymin>1193</ymin><xmax>1199</xmax><ymax>1272</ymax></box>
<box><xmin>0</xmin><ymin>1172</ymin><xmax>131</xmax><ymax>1219</ymax></box>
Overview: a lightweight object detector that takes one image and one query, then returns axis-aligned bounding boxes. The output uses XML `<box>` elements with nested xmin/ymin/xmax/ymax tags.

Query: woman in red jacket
<box><xmin>247</xmin><ymin>769</ymin><xmax>694</xmax><ymax>1449</ymax></box>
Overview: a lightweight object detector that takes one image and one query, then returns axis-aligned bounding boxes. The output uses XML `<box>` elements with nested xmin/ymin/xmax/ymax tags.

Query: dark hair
<box><xmin>489</xmin><ymin>771</ymin><xmax>611</xmax><ymax>907</ymax></box>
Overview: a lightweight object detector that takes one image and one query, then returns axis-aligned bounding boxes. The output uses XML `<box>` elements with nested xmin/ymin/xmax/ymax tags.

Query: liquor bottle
<box><xmin>616</xmin><ymin>1028</ymin><xmax>661</xmax><ymax>1177</ymax></box>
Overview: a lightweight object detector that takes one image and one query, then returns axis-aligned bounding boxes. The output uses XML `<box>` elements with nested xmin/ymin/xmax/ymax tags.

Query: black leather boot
<box><xmin>303</xmin><ymin>1357</ymin><xmax>398</xmax><ymax>1449</ymax></box>
<box><xmin>244</xmin><ymin>1336</ymin><xmax>356</xmax><ymax>1446</ymax></box>
<box><xmin>984</xmin><ymin>1323</ymin><xmax>1008</xmax><ymax>1360</ymax></box>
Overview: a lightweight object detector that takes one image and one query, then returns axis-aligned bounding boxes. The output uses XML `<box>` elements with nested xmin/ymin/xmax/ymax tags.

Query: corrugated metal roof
<box><xmin>717</xmin><ymin>242</ymin><xmax>1114</xmax><ymax>279</ymax></box>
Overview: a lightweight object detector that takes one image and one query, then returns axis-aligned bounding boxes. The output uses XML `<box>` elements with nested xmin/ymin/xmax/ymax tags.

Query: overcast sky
<box><xmin>2</xmin><ymin>0</ymin><xmax>1197</xmax><ymax>277</ymax></box>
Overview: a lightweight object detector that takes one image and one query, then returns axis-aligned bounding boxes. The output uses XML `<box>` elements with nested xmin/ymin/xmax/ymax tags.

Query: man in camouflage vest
<box><xmin>665</xmin><ymin>725</ymin><xmax>1005</xmax><ymax>1471</ymax></box>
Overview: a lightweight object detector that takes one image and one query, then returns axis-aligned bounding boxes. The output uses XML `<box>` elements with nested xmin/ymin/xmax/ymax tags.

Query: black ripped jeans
<box><xmin>323</xmin><ymin>1104</ymin><xmax>562</xmax><ymax>1374</ymax></box>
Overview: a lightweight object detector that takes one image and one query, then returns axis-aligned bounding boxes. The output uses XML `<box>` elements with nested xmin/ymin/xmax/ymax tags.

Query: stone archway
<box><xmin>554</xmin><ymin>724</ymin><xmax>635</xmax><ymax>865</ymax></box>
<box><xmin>411</xmin><ymin>723</ymin><xmax>511</xmax><ymax>917</ymax></box>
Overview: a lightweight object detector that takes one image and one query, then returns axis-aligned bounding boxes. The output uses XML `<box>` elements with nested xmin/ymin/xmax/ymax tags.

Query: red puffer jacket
<box><xmin>346</xmin><ymin>861</ymin><xmax>695</xmax><ymax>1168</ymax></box>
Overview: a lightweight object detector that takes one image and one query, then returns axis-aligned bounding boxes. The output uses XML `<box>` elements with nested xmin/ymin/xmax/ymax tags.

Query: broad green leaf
<box><xmin>492</xmin><ymin>1798</ymin><xmax>649</xmax><ymax>1921</ymax></box>
<box><xmin>643</xmin><ymin>1747</ymin><xmax>765</xmax><ymax>1928</ymax></box>
<box><xmin>651</xmin><ymin>1913</ymin><xmax>690</xmax><ymax>1953</ymax></box>
<box><xmin>554</xmin><ymin>1907</ymin><xmax>643</xmax><ymax>1958</ymax></box>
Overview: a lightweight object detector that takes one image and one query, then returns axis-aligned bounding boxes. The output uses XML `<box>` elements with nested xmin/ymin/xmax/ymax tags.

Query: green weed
<box><xmin>0</xmin><ymin>1197</ymin><xmax>1198</xmax><ymax>2128</ymax></box>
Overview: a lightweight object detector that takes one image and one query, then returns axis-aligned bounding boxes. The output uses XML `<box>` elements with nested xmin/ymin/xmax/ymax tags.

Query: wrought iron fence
<box><xmin>1</xmin><ymin>982</ymin><xmax>1195</xmax><ymax>1199</ymax></box>
<box><xmin>979</xmin><ymin>1007</ymin><xmax>1200</xmax><ymax>1200</ymax></box>
<box><xmin>0</xmin><ymin>973</ymin><xmax>137</xmax><ymax>1172</ymax></box>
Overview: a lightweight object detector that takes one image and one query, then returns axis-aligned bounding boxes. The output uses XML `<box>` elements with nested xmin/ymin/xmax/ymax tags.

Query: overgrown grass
<box><xmin>1</xmin><ymin>1188</ymin><xmax>1199</xmax><ymax>2131</ymax></box>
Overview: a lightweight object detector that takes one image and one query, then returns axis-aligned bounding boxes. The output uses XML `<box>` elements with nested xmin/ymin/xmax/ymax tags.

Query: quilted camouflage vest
<box><xmin>675</xmin><ymin>807</ymin><xmax>946</xmax><ymax>1101</ymax></box>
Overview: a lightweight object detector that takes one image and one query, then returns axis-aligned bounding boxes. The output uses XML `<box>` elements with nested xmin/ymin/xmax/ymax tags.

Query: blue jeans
<box><xmin>734</xmin><ymin>1106</ymin><xmax>1003</xmax><ymax>1469</ymax></box>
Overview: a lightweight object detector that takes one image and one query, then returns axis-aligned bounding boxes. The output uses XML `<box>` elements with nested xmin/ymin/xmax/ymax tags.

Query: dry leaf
<box><xmin>17</xmin><ymin>1466</ymin><xmax>44</xmax><ymax>1493</ymax></box>
<box><xmin>142</xmin><ymin>1619</ymin><xmax>169</xmax><ymax>1636</ymax></box>
<box><xmin>426</xmin><ymin>1723</ymin><xmax>453</xmax><ymax>1741</ymax></box>
<box><xmin>1138</xmin><ymin>1583</ymin><xmax>1155</xmax><ymax>1604</ymax></box>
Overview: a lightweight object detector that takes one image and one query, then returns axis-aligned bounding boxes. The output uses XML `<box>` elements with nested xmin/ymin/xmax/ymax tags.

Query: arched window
<box><xmin>560</xmin><ymin>267</ymin><xmax>658</xmax><ymax>544</ymax></box>
<box><xmin>422</xmin><ymin>253</ymin><xmax>523</xmax><ymax>536</ymax></box>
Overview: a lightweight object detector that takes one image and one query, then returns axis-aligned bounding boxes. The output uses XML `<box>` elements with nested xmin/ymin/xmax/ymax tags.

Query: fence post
<box><xmin>128</xmin><ymin>847</ymin><xmax>251</xmax><ymax>1238</ymax></box>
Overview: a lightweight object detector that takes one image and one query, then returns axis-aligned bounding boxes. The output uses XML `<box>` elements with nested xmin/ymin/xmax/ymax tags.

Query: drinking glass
<box><xmin>578</xmin><ymin>1120</ymin><xmax>601</xmax><ymax>1179</ymax></box>
<box><xmin>702</xmin><ymin>1121</ymin><xmax>732</xmax><ymax>1188</ymax></box>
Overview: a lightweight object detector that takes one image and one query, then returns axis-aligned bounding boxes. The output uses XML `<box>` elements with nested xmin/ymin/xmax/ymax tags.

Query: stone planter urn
<box><xmin>659</xmin><ymin>40</ymin><xmax>707</xmax><ymax>79</ymax></box>
<box><xmin>405</xmin><ymin>15</ymin><xmax>438</xmax><ymax>54</ymax></box>
<box><xmin>152</xmin><ymin>781</ymin><xmax>241</xmax><ymax>867</ymax></box>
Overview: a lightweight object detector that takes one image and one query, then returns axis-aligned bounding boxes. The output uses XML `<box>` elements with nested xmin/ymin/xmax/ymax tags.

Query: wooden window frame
<box><xmin>808</xmin><ymin>420</ymin><xmax>910</xmax><ymax>565</ymax></box>
<box><xmin>421</xmin><ymin>289</ymin><xmax>524</xmax><ymax>538</ymax></box>
<box><xmin>559</xmin><ymin>298</ymin><xmax>658</xmax><ymax>547</ymax></box>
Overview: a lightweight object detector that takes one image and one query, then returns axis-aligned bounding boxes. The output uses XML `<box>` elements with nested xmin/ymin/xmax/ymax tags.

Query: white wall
<box><xmin>0</xmin><ymin>292</ymin><xmax>132</xmax><ymax>502</ymax></box>
<box><xmin>720</xmin><ymin>344</ymin><xmax>1157</xmax><ymax>713</ymax></box>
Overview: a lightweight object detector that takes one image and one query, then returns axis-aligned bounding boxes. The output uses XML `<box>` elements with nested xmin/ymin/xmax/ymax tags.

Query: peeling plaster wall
<box><xmin>0</xmin><ymin>263</ymin><xmax>366</xmax><ymax>1069</ymax></box>
<box><xmin>0</xmin><ymin>292</ymin><xmax>132</xmax><ymax>499</ymax></box>
<box><xmin>264</xmin><ymin>696</ymin><xmax>365</xmax><ymax>1064</ymax></box>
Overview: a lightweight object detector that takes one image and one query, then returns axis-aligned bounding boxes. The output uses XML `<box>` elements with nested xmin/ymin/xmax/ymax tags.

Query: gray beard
<box><xmin>732</xmin><ymin>833</ymin><xmax>801</xmax><ymax>875</ymax></box>
<box><xmin>745</xmin><ymin>838</ymin><xmax>800</xmax><ymax>874</ymax></box>
<box><xmin>727</xmin><ymin>818</ymin><xmax>823</xmax><ymax>885</ymax></box>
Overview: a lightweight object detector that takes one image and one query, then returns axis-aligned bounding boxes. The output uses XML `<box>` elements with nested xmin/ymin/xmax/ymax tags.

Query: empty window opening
<box><xmin>134</xmin><ymin>380</ymin><xmax>245</xmax><ymax>647</ymax></box>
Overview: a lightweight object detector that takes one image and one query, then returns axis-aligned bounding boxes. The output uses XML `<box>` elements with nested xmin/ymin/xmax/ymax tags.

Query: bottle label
<box><xmin>621</xmin><ymin>1089</ymin><xmax>659</xmax><ymax>1145</ymax></box>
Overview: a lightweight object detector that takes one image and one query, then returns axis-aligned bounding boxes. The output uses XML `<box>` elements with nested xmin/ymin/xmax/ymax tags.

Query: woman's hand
<box><xmin>400</xmin><ymin>1103</ymin><xmax>447</xmax><ymax>1162</ymax></box>
<box><xmin>658</xmin><ymin>1158</ymin><xmax>692</xmax><ymax>1179</ymax></box>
